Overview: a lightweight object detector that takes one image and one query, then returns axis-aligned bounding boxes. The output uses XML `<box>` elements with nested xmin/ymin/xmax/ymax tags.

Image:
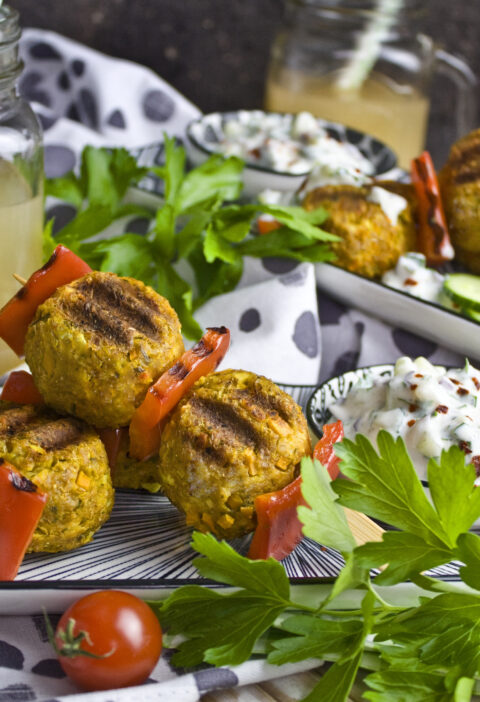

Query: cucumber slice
<box><xmin>462</xmin><ymin>306</ymin><xmax>480</xmax><ymax>322</ymax></box>
<box><xmin>443</xmin><ymin>274</ymin><xmax>480</xmax><ymax>311</ymax></box>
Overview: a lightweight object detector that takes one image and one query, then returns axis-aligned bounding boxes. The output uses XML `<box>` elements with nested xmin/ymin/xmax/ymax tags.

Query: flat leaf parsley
<box><xmin>152</xmin><ymin>433</ymin><xmax>480</xmax><ymax>701</ymax></box>
<box><xmin>45</xmin><ymin>138</ymin><xmax>337</xmax><ymax>339</ymax></box>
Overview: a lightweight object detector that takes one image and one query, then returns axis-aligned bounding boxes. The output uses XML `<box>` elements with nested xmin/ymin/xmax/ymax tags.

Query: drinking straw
<box><xmin>337</xmin><ymin>0</ymin><xmax>404</xmax><ymax>91</ymax></box>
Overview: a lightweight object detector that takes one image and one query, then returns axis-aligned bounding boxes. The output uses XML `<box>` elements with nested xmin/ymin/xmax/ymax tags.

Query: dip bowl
<box><xmin>186</xmin><ymin>110</ymin><xmax>399</xmax><ymax>198</ymax></box>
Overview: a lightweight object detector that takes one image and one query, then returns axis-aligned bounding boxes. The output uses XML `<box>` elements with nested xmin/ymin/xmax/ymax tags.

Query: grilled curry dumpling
<box><xmin>25</xmin><ymin>272</ymin><xmax>184</xmax><ymax>428</ymax></box>
<box><xmin>0</xmin><ymin>402</ymin><xmax>114</xmax><ymax>552</ymax></box>
<box><xmin>158</xmin><ymin>369</ymin><xmax>311</xmax><ymax>539</ymax></box>
<box><xmin>440</xmin><ymin>128</ymin><xmax>480</xmax><ymax>273</ymax></box>
<box><xmin>302</xmin><ymin>183</ymin><xmax>416</xmax><ymax>278</ymax></box>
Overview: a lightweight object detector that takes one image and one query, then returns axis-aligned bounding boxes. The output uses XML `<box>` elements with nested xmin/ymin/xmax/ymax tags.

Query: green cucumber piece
<box><xmin>444</xmin><ymin>273</ymin><xmax>480</xmax><ymax>311</ymax></box>
<box><xmin>462</xmin><ymin>306</ymin><xmax>480</xmax><ymax>322</ymax></box>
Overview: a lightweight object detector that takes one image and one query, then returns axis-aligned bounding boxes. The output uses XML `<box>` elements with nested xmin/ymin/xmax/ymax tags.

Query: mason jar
<box><xmin>264</xmin><ymin>0</ymin><xmax>477</xmax><ymax>168</ymax></box>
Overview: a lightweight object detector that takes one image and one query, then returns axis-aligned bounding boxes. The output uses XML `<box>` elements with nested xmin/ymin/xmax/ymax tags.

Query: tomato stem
<box><xmin>44</xmin><ymin>610</ymin><xmax>115</xmax><ymax>660</ymax></box>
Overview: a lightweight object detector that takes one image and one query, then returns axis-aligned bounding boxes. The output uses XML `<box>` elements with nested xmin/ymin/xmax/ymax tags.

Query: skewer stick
<box><xmin>344</xmin><ymin>507</ymin><xmax>384</xmax><ymax>546</ymax></box>
<box><xmin>12</xmin><ymin>273</ymin><xmax>27</xmax><ymax>286</ymax></box>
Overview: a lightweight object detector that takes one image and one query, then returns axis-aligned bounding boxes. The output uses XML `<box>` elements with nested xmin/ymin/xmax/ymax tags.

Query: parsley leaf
<box><xmin>427</xmin><ymin>447</ymin><xmax>480</xmax><ymax>542</ymax></box>
<box><xmin>298</xmin><ymin>457</ymin><xmax>356</xmax><ymax>553</ymax></box>
<box><xmin>334</xmin><ymin>432</ymin><xmax>450</xmax><ymax>546</ymax></box>
<box><xmin>45</xmin><ymin>139</ymin><xmax>335</xmax><ymax>339</ymax></box>
<box><xmin>156</xmin><ymin>533</ymin><xmax>293</xmax><ymax>667</ymax></box>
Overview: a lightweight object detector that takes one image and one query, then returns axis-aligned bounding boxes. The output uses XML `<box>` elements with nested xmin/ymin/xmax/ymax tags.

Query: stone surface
<box><xmin>13</xmin><ymin>0</ymin><xmax>480</xmax><ymax>164</ymax></box>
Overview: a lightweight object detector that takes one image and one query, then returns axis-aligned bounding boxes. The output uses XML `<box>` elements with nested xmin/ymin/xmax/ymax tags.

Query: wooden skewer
<box><xmin>344</xmin><ymin>507</ymin><xmax>384</xmax><ymax>546</ymax></box>
<box><xmin>12</xmin><ymin>273</ymin><xmax>27</xmax><ymax>286</ymax></box>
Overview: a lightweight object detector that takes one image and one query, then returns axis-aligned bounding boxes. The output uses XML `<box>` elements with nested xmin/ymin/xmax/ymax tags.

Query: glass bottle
<box><xmin>0</xmin><ymin>4</ymin><xmax>44</xmax><ymax>377</ymax></box>
<box><xmin>264</xmin><ymin>0</ymin><xmax>476</xmax><ymax>169</ymax></box>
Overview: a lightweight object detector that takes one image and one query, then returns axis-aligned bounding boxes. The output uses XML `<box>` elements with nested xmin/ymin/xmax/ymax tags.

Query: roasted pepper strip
<box><xmin>411</xmin><ymin>151</ymin><xmax>454</xmax><ymax>266</ymax></box>
<box><xmin>0</xmin><ymin>244</ymin><xmax>92</xmax><ymax>356</ymax></box>
<box><xmin>98</xmin><ymin>427</ymin><xmax>127</xmax><ymax>475</ymax></box>
<box><xmin>0</xmin><ymin>459</ymin><xmax>47</xmax><ymax>580</ymax></box>
<box><xmin>257</xmin><ymin>216</ymin><xmax>281</xmax><ymax>235</ymax></box>
<box><xmin>129</xmin><ymin>326</ymin><xmax>231</xmax><ymax>461</ymax></box>
<box><xmin>247</xmin><ymin>420</ymin><xmax>344</xmax><ymax>561</ymax></box>
<box><xmin>1</xmin><ymin>370</ymin><xmax>44</xmax><ymax>405</ymax></box>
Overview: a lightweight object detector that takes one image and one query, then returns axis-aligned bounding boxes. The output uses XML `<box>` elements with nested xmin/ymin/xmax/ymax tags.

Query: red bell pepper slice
<box><xmin>0</xmin><ymin>459</ymin><xmax>48</xmax><ymax>580</ymax></box>
<box><xmin>257</xmin><ymin>216</ymin><xmax>281</xmax><ymax>235</ymax></box>
<box><xmin>1</xmin><ymin>370</ymin><xmax>44</xmax><ymax>405</ymax></box>
<box><xmin>247</xmin><ymin>420</ymin><xmax>344</xmax><ymax>561</ymax></box>
<box><xmin>0</xmin><ymin>244</ymin><xmax>92</xmax><ymax>356</ymax></box>
<box><xmin>411</xmin><ymin>151</ymin><xmax>454</xmax><ymax>266</ymax></box>
<box><xmin>98</xmin><ymin>427</ymin><xmax>127</xmax><ymax>475</ymax></box>
<box><xmin>129</xmin><ymin>326</ymin><xmax>231</xmax><ymax>461</ymax></box>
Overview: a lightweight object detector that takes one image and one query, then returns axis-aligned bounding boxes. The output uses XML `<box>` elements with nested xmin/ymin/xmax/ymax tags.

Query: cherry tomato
<box><xmin>54</xmin><ymin>590</ymin><xmax>162</xmax><ymax>691</ymax></box>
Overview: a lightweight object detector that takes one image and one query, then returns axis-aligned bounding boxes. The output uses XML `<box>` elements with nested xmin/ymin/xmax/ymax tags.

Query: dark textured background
<box><xmin>11</xmin><ymin>0</ymin><xmax>480</xmax><ymax>165</ymax></box>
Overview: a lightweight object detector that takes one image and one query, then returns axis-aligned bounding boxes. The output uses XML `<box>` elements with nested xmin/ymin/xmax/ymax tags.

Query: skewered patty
<box><xmin>112</xmin><ymin>431</ymin><xmax>161</xmax><ymax>493</ymax></box>
<box><xmin>440</xmin><ymin>128</ymin><xmax>480</xmax><ymax>273</ymax></box>
<box><xmin>302</xmin><ymin>184</ymin><xmax>416</xmax><ymax>278</ymax></box>
<box><xmin>0</xmin><ymin>402</ymin><xmax>114</xmax><ymax>552</ymax></box>
<box><xmin>25</xmin><ymin>272</ymin><xmax>184</xmax><ymax>427</ymax></box>
<box><xmin>158</xmin><ymin>369</ymin><xmax>311</xmax><ymax>539</ymax></box>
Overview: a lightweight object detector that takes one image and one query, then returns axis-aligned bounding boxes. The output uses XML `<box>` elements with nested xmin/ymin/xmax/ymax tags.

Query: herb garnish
<box><xmin>45</xmin><ymin>138</ymin><xmax>337</xmax><ymax>339</ymax></box>
<box><xmin>152</xmin><ymin>433</ymin><xmax>480</xmax><ymax>701</ymax></box>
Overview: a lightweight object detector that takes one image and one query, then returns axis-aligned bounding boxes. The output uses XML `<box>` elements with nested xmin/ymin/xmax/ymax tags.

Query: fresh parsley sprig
<box><xmin>153</xmin><ymin>433</ymin><xmax>480</xmax><ymax>701</ymax></box>
<box><xmin>45</xmin><ymin>138</ymin><xmax>336</xmax><ymax>339</ymax></box>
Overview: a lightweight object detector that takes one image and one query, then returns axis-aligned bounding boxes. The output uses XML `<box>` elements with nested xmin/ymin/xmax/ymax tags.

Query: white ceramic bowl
<box><xmin>186</xmin><ymin>110</ymin><xmax>398</xmax><ymax>199</ymax></box>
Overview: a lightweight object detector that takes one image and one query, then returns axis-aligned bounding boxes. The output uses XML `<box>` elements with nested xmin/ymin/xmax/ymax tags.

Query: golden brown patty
<box><xmin>440</xmin><ymin>128</ymin><xmax>480</xmax><ymax>272</ymax></box>
<box><xmin>158</xmin><ymin>369</ymin><xmax>311</xmax><ymax>539</ymax></box>
<box><xmin>303</xmin><ymin>184</ymin><xmax>416</xmax><ymax>278</ymax></box>
<box><xmin>0</xmin><ymin>402</ymin><xmax>114</xmax><ymax>552</ymax></box>
<box><xmin>25</xmin><ymin>272</ymin><xmax>184</xmax><ymax>427</ymax></box>
<box><xmin>112</xmin><ymin>431</ymin><xmax>161</xmax><ymax>493</ymax></box>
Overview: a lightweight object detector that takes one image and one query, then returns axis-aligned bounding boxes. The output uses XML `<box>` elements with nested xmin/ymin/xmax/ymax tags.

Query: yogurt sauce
<box><xmin>329</xmin><ymin>356</ymin><xmax>480</xmax><ymax>481</ymax></box>
<box><xmin>199</xmin><ymin>110</ymin><xmax>375</xmax><ymax>177</ymax></box>
<box><xmin>382</xmin><ymin>253</ymin><xmax>461</xmax><ymax>312</ymax></box>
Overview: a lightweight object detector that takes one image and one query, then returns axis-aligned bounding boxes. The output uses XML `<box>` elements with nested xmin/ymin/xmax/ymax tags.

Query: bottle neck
<box><xmin>0</xmin><ymin>5</ymin><xmax>23</xmax><ymax>90</ymax></box>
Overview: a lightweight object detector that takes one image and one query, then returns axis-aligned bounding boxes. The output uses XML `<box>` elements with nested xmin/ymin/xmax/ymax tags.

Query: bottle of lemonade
<box><xmin>0</xmin><ymin>5</ymin><xmax>43</xmax><ymax>378</ymax></box>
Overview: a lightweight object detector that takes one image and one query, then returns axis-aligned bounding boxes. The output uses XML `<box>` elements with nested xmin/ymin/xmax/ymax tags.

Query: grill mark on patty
<box><xmin>188</xmin><ymin>396</ymin><xmax>260</xmax><ymax>450</ymax></box>
<box><xmin>305</xmin><ymin>188</ymin><xmax>368</xmax><ymax>207</ymax></box>
<box><xmin>235</xmin><ymin>388</ymin><xmax>294</xmax><ymax>424</ymax></box>
<box><xmin>23</xmin><ymin>418</ymin><xmax>86</xmax><ymax>451</ymax></box>
<box><xmin>0</xmin><ymin>405</ymin><xmax>41</xmax><ymax>438</ymax></box>
<box><xmin>62</xmin><ymin>275</ymin><xmax>167</xmax><ymax>346</ymax></box>
<box><xmin>449</xmin><ymin>142</ymin><xmax>480</xmax><ymax>167</ymax></box>
<box><xmin>452</xmin><ymin>167</ymin><xmax>480</xmax><ymax>185</ymax></box>
<box><xmin>183</xmin><ymin>430</ymin><xmax>228</xmax><ymax>465</ymax></box>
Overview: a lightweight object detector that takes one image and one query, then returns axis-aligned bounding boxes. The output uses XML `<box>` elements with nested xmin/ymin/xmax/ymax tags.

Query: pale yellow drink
<box><xmin>0</xmin><ymin>158</ymin><xmax>43</xmax><ymax>377</ymax></box>
<box><xmin>265</xmin><ymin>69</ymin><xmax>430</xmax><ymax>169</ymax></box>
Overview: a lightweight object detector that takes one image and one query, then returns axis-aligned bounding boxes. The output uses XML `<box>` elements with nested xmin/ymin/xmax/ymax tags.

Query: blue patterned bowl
<box><xmin>186</xmin><ymin>110</ymin><xmax>398</xmax><ymax>198</ymax></box>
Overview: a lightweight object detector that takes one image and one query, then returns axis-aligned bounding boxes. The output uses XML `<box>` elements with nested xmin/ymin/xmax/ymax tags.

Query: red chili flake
<box><xmin>472</xmin><ymin>456</ymin><xmax>480</xmax><ymax>477</ymax></box>
<box><xmin>435</xmin><ymin>405</ymin><xmax>449</xmax><ymax>414</ymax></box>
<box><xmin>410</xmin><ymin>384</ymin><xmax>418</xmax><ymax>390</ymax></box>
<box><xmin>449</xmin><ymin>377</ymin><xmax>461</xmax><ymax>385</ymax></box>
<box><xmin>407</xmin><ymin>419</ymin><xmax>416</xmax><ymax>427</ymax></box>
<box><xmin>457</xmin><ymin>387</ymin><xmax>469</xmax><ymax>396</ymax></box>
<box><xmin>414</xmin><ymin>373</ymin><xmax>424</xmax><ymax>378</ymax></box>
<box><xmin>249</xmin><ymin>148</ymin><xmax>261</xmax><ymax>159</ymax></box>
<box><xmin>472</xmin><ymin>377</ymin><xmax>480</xmax><ymax>390</ymax></box>
<box><xmin>404</xmin><ymin>278</ymin><xmax>418</xmax><ymax>286</ymax></box>
<box><xmin>460</xmin><ymin>441</ymin><xmax>472</xmax><ymax>455</ymax></box>
<box><xmin>409</xmin><ymin>404</ymin><xmax>418</xmax><ymax>412</ymax></box>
